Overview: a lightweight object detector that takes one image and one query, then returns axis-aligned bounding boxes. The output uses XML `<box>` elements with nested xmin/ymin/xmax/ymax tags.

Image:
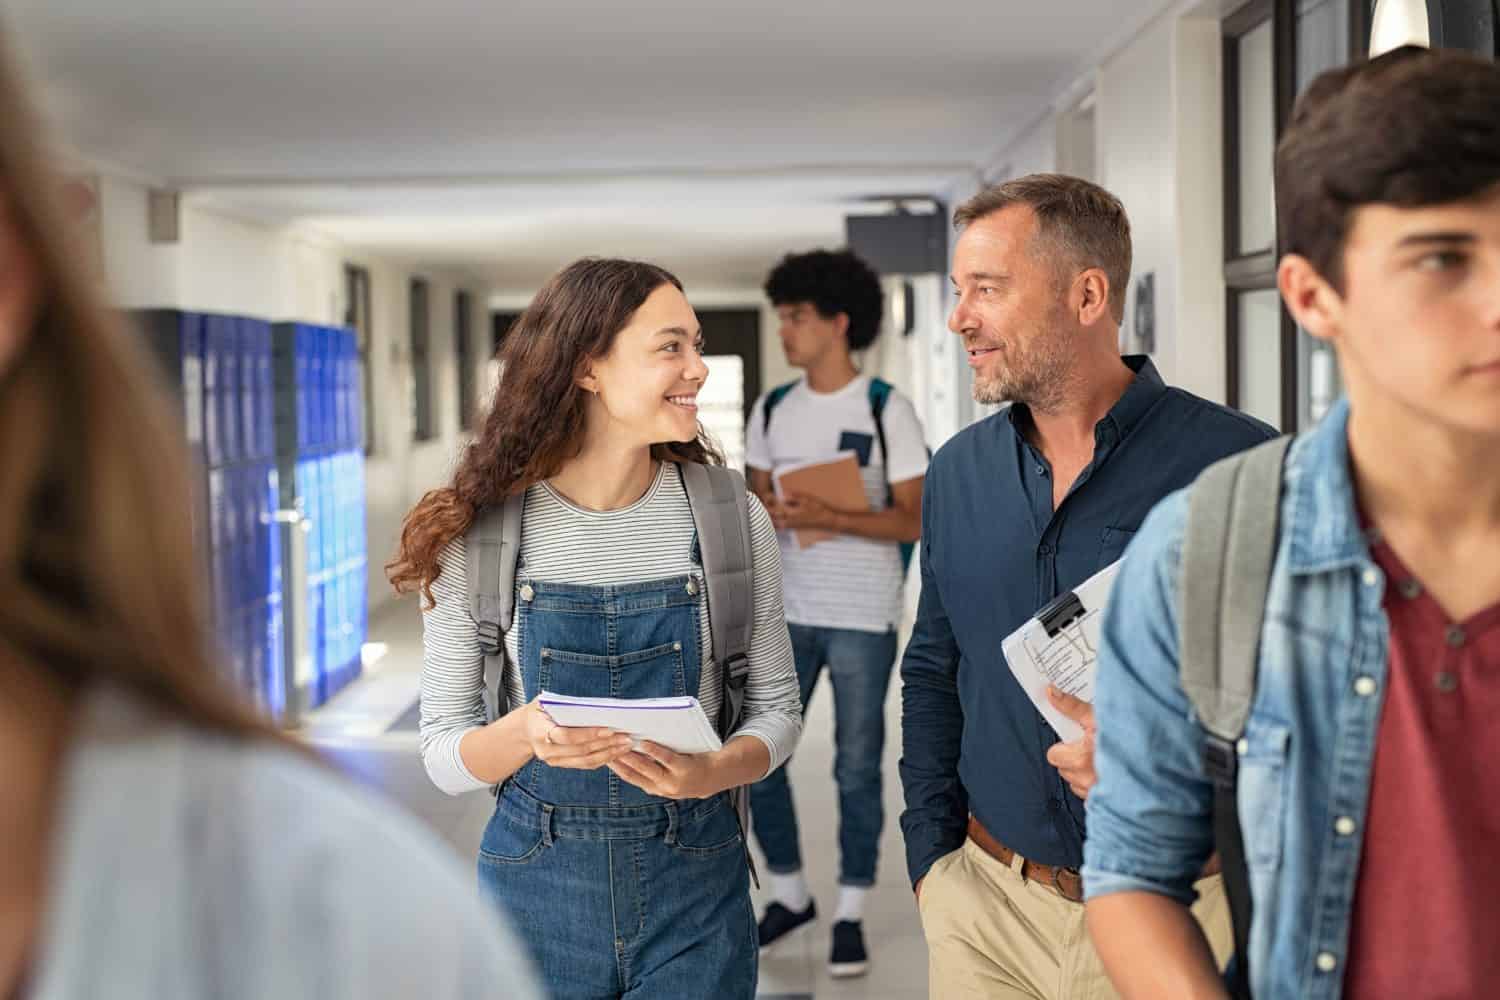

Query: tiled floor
<box><xmin>303</xmin><ymin>600</ymin><xmax>929</xmax><ymax>998</ymax></box>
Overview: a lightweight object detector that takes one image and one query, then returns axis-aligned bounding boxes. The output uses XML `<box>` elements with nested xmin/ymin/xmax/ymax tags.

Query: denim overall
<box><xmin>477</xmin><ymin>549</ymin><xmax>757</xmax><ymax>999</ymax></box>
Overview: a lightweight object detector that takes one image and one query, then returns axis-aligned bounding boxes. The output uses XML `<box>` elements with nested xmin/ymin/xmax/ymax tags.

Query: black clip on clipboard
<box><xmin>1037</xmin><ymin>589</ymin><xmax>1085</xmax><ymax>638</ymax></box>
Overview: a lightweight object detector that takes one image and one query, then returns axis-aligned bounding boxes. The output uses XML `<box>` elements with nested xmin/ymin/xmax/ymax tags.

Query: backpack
<box><xmin>464</xmin><ymin>461</ymin><xmax>758</xmax><ymax>880</ymax></box>
<box><xmin>1178</xmin><ymin>433</ymin><xmax>1294</xmax><ymax>1000</ymax></box>
<box><xmin>761</xmin><ymin>376</ymin><xmax>926</xmax><ymax>571</ymax></box>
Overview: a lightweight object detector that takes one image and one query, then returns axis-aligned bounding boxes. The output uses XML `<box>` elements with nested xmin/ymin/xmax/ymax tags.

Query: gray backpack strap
<box><xmin>1180</xmin><ymin>435</ymin><xmax>1292</xmax><ymax>740</ymax></box>
<box><xmin>1179</xmin><ymin>433</ymin><xmax>1292</xmax><ymax>1000</ymax></box>
<box><xmin>678</xmin><ymin>461</ymin><xmax>759</xmax><ymax>887</ymax></box>
<box><xmin>679</xmin><ymin>461</ymin><xmax>754</xmax><ymax>738</ymax></box>
<box><xmin>465</xmin><ymin>492</ymin><xmax>525</xmax><ymax>718</ymax></box>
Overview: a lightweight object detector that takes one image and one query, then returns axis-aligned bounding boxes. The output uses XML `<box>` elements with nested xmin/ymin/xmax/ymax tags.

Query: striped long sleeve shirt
<box><xmin>419</xmin><ymin>462</ymin><xmax>802</xmax><ymax>795</ymax></box>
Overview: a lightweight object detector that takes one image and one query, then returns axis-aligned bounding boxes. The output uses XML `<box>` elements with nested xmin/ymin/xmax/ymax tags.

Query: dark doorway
<box><xmin>697</xmin><ymin>307</ymin><xmax>763</xmax><ymax>425</ymax></box>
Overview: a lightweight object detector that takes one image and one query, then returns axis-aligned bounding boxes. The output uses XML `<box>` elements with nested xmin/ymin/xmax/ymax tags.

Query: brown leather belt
<box><xmin>966</xmin><ymin>815</ymin><xmax>1085</xmax><ymax>903</ymax></box>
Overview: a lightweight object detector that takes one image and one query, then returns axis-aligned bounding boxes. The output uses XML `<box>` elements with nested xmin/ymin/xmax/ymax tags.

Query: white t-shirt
<box><xmin>746</xmin><ymin>375</ymin><xmax>928</xmax><ymax>633</ymax></box>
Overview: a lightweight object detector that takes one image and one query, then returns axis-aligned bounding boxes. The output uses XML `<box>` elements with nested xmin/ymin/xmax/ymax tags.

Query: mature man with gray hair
<box><xmin>898</xmin><ymin>173</ymin><xmax>1272</xmax><ymax>998</ymax></box>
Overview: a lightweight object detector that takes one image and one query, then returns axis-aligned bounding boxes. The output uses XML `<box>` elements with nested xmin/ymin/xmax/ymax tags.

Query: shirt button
<box><xmin>1398</xmin><ymin>578</ymin><xmax>1423</xmax><ymax>600</ymax></box>
<box><xmin>1353</xmin><ymin>676</ymin><xmax>1378</xmax><ymax>697</ymax></box>
<box><xmin>519</xmin><ymin>584</ymin><xmax>535</xmax><ymax>602</ymax></box>
<box><xmin>1317</xmin><ymin>952</ymin><xmax>1339</xmax><ymax>973</ymax></box>
<box><xmin>686</xmin><ymin>579</ymin><xmax>700</xmax><ymax>596</ymax></box>
<box><xmin>1446</xmin><ymin>626</ymin><xmax>1467</xmax><ymax>648</ymax></box>
<box><xmin>1361</xmin><ymin>568</ymin><xmax>1380</xmax><ymax>588</ymax></box>
<box><xmin>1236</xmin><ymin>738</ymin><xmax>1249</xmax><ymax>756</ymax></box>
<box><xmin>1435</xmin><ymin>671</ymin><xmax>1459</xmax><ymax>694</ymax></box>
<box><xmin>1037</xmin><ymin>466</ymin><xmax>1047</xmax><ymax>475</ymax></box>
<box><xmin>1335</xmin><ymin>816</ymin><xmax>1357</xmax><ymax>836</ymax></box>
<box><xmin>1039</xmin><ymin>544</ymin><xmax>1054</xmax><ymax>556</ymax></box>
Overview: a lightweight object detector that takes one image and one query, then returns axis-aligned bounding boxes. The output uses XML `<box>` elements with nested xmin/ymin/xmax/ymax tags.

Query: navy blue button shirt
<box><xmin>898</xmin><ymin>356</ymin><xmax>1276</xmax><ymax>885</ymax></box>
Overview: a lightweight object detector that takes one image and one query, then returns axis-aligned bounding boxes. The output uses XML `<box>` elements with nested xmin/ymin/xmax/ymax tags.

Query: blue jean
<box><xmin>479</xmin><ymin>569</ymin><xmax>757</xmax><ymax>999</ymax></box>
<box><xmin>480</xmin><ymin>782</ymin><xmax>757</xmax><ymax>999</ymax></box>
<box><xmin>750</xmin><ymin>623</ymin><xmax>899</xmax><ymax>887</ymax></box>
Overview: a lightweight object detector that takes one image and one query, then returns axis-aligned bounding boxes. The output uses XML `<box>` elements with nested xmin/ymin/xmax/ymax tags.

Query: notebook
<box><xmin>772</xmin><ymin>450</ymin><xmax>870</xmax><ymax>548</ymax></box>
<box><xmin>538</xmin><ymin>692</ymin><xmax>724</xmax><ymax>754</ymax></box>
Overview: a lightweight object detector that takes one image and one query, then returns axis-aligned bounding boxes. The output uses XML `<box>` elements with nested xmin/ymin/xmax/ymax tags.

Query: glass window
<box><xmin>1237</xmin><ymin>19</ymin><xmax>1277</xmax><ymax>255</ymax></box>
<box><xmin>1297</xmin><ymin>326</ymin><xmax>1343</xmax><ymax>426</ymax></box>
<box><xmin>1297</xmin><ymin>0</ymin><xmax>1350</xmax><ymax>93</ymax></box>
<box><xmin>1237</xmin><ymin>289</ymin><xmax>1284</xmax><ymax>428</ymax></box>
<box><xmin>343</xmin><ymin>265</ymin><xmax>374</xmax><ymax>454</ymax></box>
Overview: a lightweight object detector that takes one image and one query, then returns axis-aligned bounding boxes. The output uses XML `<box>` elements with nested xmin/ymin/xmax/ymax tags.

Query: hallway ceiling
<box><xmin>8</xmin><ymin>0</ymin><xmax>1165</xmax><ymax>293</ymax></box>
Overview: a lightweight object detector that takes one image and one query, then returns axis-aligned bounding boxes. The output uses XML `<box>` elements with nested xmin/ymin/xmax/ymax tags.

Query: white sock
<box><xmin>836</xmin><ymin>886</ymin><xmax>868</xmax><ymax>924</ymax></box>
<box><xmin>771</xmin><ymin>871</ymin><xmax>811</xmax><ymax>912</ymax></box>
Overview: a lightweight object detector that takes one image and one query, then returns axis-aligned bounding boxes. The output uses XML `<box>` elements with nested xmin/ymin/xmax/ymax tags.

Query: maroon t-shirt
<box><xmin>1343</xmin><ymin>540</ymin><xmax>1500</xmax><ymax>997</ymax></box>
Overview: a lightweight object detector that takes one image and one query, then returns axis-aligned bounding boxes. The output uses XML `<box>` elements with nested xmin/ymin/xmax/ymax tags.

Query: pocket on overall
<box><xmin>668</xmin><ymin>795</ymin><xmax>745</xmax><ymax>860</ymax></box>
<box><xmin>1237</xmin><ymin>718</ymin><xmax>1291</xmax><ymax>872</ymax></box>
<box><xmin>539</xmin><ymin>641</ymin><xmax>687</xmax><ymax>697</ymax></box>
<box><xmin>479</xmin><ymin>791</ymin><xmax>551</xmax><ymax>866</ymax></box>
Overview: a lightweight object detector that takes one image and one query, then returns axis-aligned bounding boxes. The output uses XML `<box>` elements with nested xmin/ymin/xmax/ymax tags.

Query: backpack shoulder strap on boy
<box><xmin>1179</xmin><ymin>433</ymin><xmax>1293</xmax><ymax>1000</ymax></box>
<box><xmin>760</xmin><ymin>381</ymin><xmax>799</xmax><ymax>434</ymax></box>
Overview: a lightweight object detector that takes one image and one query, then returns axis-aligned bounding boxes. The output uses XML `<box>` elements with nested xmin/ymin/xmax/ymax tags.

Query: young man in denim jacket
<box><xmin>1084</xmin><ymin>47</ymin><xmax>1500</xmax><ymax>1000</ymax></box>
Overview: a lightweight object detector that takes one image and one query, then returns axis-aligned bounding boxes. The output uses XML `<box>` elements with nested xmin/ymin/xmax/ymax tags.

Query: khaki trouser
<box><xmin>919</xmin><ymin>839</ymin><xmax>1232</xmax><ymax>999</ymax></box>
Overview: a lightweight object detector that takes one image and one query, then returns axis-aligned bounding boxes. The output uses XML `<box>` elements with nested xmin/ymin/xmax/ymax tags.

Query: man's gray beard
<box><xmin>971</xmin><ymin>362</ymin><xmax>1060</xmax><ymax>409</ymax></box>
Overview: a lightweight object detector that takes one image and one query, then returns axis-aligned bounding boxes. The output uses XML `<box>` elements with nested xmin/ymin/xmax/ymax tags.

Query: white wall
<box><xmin>97</xmin><ymin>173</ymin><xmax>489</xmax><ymax>616</ymax></box>
<box><xmin>1098</xmin><ymin>11</ymin><xmax>1180</xmax><ymax>379</ymax></box>
<box><xmin>960</xmin><ymin>0</ymin><xmax>1234</xmax><ymax>407</ymax></box>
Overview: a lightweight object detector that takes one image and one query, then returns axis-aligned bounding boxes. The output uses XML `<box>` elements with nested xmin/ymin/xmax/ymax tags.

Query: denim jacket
<box><xmin>1084</xmin><ymin>399</ymin><xmax>1392</xmax><ymax>1000</ymax></box>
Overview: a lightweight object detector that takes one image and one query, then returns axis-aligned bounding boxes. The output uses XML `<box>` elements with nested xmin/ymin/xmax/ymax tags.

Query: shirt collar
<box><xmin>1007</xmin><ymin>355</ymin><xmax>1166</xmax><ymax>446</ymax></box>
<box><xmin>1284</xmin><ymin>397</ymin><xmax>1371</xmax><ymax>575</ymax></box>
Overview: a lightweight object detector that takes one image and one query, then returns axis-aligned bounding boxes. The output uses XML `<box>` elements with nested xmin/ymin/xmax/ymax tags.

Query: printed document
<box><xmin>1000</xmin><ymin>560</ymin><xmax>1121</xmax><ymax>743</ymax></box>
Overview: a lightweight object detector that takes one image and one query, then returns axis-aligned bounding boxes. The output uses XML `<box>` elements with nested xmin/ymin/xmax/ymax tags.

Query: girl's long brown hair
<box><xmin>0</xmin><ymin>28</ymin><xmax>278</xmax><ymax>740</ymax></box>
<box><xmin>388</xmin><ymin>258</ymin><xmax>723</xmax><ymax>606</ymax></box>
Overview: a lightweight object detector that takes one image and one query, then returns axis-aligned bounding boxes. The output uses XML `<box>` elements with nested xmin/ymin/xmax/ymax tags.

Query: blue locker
<box><xmin>237</xmin><ymin>318</ymin><xmax>258</xmax><ymax>462</ymax></box>
<box><xmin>296</xmin><ymin>326</ymin><xmax>313</xmax><ymax>453</ymax></box>
<box><xmin>205</xmin><ymin>467</ymin><xmax>231</xmax><ymax>625</ymax></box>
<box><xmin>265</xmin><ymin>590</ymin><xmax>286</xmax><ymax>720</ymax></box>
<box><xmin>257</xmin><ymin>323</ymin><xmax>275</xmax><ymax>463</ymax></box>
<box><xmin>177</xmin><ymin>312</ymin><xmax>207</xmax><ymax>458</ymax></box>
<box><xmin>264</xmin><ymin>464</ymin><xmax>282</xmax><ymax>601</ymax></box>
<box><xmin>217</xmin><ymin>318</ymin><xmax>241</xmax><ymax>467</ymax></box>
<box><xmin>308</xmin><ymin>326</ymin><xmax>326</xmax><ymax>452</ymax></box>
<box><xmin>202</xmin><ymin>316</ymin><xmax>222</xmax><ymax>468</ymax></box>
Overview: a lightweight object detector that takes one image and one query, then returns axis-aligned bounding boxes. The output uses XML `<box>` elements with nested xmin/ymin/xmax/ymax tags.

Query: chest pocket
<box><xmin>1099</xmin><ymin>525</ymin><xmax>1138</xmax><ymax>565</ymax></box>
<box><xmin>838</xmin><ymin>431</ymin><xmax>875</xmax><ymax>467</ymax></box>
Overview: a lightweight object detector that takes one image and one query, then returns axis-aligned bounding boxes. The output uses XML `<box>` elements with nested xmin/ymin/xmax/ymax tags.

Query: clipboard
<box><xmin>999</xmin><ymin>560</ymin><xmax>1121</xmax><ymax>742</ymax></box>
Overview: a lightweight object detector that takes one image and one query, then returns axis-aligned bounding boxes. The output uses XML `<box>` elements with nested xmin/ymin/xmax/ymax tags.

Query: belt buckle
<box><xmin>1054</xmin><ymin>866</ymin><xmax>1085</xmax><ymax>904</ymax></box>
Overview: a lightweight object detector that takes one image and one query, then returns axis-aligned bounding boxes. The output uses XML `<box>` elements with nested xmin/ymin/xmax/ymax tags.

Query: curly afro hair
<box><xmin>763</xmin><ymin>249</ymin><xmax>885</xmax><ymax>351</ymax></box>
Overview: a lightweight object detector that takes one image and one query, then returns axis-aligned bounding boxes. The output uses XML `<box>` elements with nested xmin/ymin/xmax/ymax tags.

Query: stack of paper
<box><xmin>1000</xmin><ymin>561</ymin><xmax>1122</xmax><ymax>742</ymax></box>
<box><xmin>538</xmin><ymin>692</ymin><xmax>723</xmax><ymax>754</ymax></box>
<box><xmin>772</xmin><ymin>450</ymin><xmax>870</xmax><ymax>548</ymax></box>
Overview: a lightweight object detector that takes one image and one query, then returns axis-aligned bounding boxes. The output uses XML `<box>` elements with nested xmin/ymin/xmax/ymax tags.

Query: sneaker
<box><xmin>829</xmin><ymin>920</ymin><xmax>869</xmax><ymax>978</ymax></box>
<box><xmin>757</xmin><ymin>900</ymin><xmax>817</xmax><ymax>950</ymax></box>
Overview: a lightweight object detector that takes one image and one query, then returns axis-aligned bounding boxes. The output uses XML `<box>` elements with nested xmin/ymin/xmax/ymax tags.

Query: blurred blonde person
<box><xmin>0</xmin><ymin>25</ymin><xmax>538</xmax><ymax>1000</ymax></box>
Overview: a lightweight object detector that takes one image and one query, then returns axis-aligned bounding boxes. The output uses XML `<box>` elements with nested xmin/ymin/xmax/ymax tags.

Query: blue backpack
<box><xmin>761</xmin><ymin>376</ymin><xmax>924</xmax><ymax>572</ymax></box>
